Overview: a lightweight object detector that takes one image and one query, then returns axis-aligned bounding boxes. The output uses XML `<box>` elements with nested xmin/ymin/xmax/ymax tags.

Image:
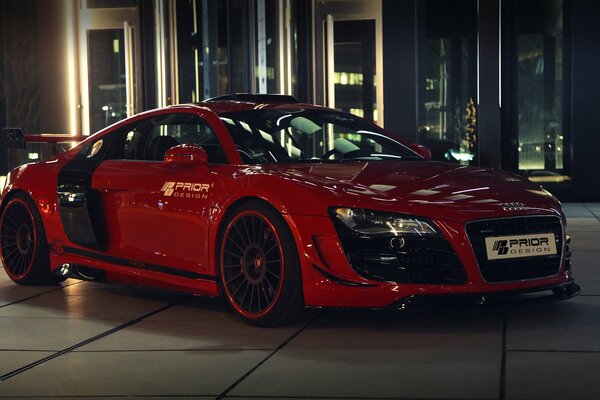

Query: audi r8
<box><xmin>0</xmin><ymin>94</ymin><xmax>579</xmax><ymax>326</ymax></box>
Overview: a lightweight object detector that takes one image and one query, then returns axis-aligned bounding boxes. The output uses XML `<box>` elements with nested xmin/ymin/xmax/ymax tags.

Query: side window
<box><xmin>123</xmin><ymin>129</ymin><xmax>145</xmax><ymax>160</ymax></box>
<box><xmin>108</xmin><ymin>113</ymin><xmax>227</xmax><ymax>163</ymax></box>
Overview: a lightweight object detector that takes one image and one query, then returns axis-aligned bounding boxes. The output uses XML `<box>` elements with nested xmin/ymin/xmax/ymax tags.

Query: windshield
<box><xmin>219</xmin><ymin>108</ymin><xmax>421</xmax><ymax>164</ymax></box>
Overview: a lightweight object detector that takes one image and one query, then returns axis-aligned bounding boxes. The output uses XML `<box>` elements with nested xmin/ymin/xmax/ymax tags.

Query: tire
<box><xmin>218</xmin><ymin>200</ymin><xmax>304</xmax><ymax>326</ymax></box>
<box><xmin>0</xmin><ymin>193</ymin><xmax>56</xmax><ymax>285</ymax></box>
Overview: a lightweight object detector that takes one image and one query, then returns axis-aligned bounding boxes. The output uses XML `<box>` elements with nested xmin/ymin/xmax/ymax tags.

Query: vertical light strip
<box><xmin>278</xmin><ymin>0</ymin><xmax>285</xmax><ymax>93</ymax></box>
<box><xmin>202</xmin><ymin>0</ymin><xmax>210</xmax><ymax>99</ymax></box>
<box><xmin>66</xmin><ymin>0</ymin><xmax>77</xmax><ymax>135</ymax></box>
<box><xmin>285</xmin><ymin>0</ymin><xmax>292</xmax><ymax>95</ymax></box>
<box><xmin>498</xmin><ymin>0</ymin><xmax>502</xmax><ymax>107</ymax></box>
<box><xmin>375</xmin><ymin>0</ymin><xmax>384</xmax><ymax>125</ymax></box>
<box><xmin>257</xmin><ymin>0</ymin><xmax>267</xmax><ymax>93</ymax></box>
<box><xmin>326</xmin><ymin>14</ymin><xmax>334</xmax><ymax>108</ymax></box>
<box><xmin>192</xmin><ymin>0</ymin><xmax>199</xmax><ymax>102</ymax></box>
<box><xmin>155</xmin><ymin>0</ymin><xmax>166</xmax><ymax>107</ymax></box>
<box><xmin>476</xmin><ymin>0</ymin><xmax>480</xmax><ymax>104</ymax></box>
<box><xmin>79</xmin><ymin>9</ymin><xmax>90</xmax><ymax>135</ymax></box>
<box><xmin>169</xmin><ymin>0</ymin><xmax>179</xmax><ymax>104</ymax></box>
<box><xmin>310</xmin><ymin>0</ymin><xmax>317</xmax><ymax>104</ymax></box>
<box><xmin>124</xmin><ymin>21</ymin><xmax>134</xmax><ymax>116</ymax></box>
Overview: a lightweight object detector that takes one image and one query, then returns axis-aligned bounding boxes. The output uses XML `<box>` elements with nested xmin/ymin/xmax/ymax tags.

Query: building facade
<box><xmin>1</xmin><ymin>0</ymin><xmax>599</xmax><ymax>200</ymax></box>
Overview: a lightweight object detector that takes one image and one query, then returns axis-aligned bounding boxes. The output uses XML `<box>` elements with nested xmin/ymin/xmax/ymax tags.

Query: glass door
<box><xmin>326</xmin><ymin>18</ymin><xmax>376</xmax><ymax>122</ymax></box>
<box><xmin>416</xmin><ymin>0</ymin><xmax>478</xmax><ymax>163</ymax></box>
<box><xmin>505</xmin><ymin>0</ymin><xmax>570</xmax><ymax>183</ymax></box>
<box><xmin>316</xmin><ymin>1</ymin><xmax>383</xmax><ymax>125</ymax></box>
<box><xmin>79</xmin><ymin>3</ymin><xmax>140</xmax><ymax>135</ymax></box>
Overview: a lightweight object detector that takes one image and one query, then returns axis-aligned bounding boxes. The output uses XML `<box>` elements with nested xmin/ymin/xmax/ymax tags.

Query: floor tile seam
<box><xmin>214</xmin><ymin>313</ymin><xmax>323</xmax><ymax>400</ymax></box>
<box><xmin>0</xmin><ymin>348</ymin><xmax>275</xmax><ymax>353</ymax></box>
<box><xmin>0</xmin><ymin>300</ymin><xmax>181</xmax><ymax>381</ymax></box>
<box><xmin>498</xmin><ymin>305</ymin><xmax>508</xmax><ymax>400</ymax></box>
<box><xmin>68</xmin><ymin>348</ymin><xmax>276</xmax><ymax>353</ymax></box>
<box><xmin>582</xmin><ymin>204</ymin><xmax>600</xmax><ymax>223</ymax></box>
<box><xmin>0</xmin><ymin>349</ymin><xmax>60</xmax><ymax>354</ymax></box>
<box><xmin>0</xmin><ymin>281</ymin><xmax>84</xmax><ymax>309</ymax></box>
<box><xmin>506</xmin><ymin>349</ymin><xmax>600</xmax><ymax>354</ymax></box>
<box><xmin>218</xmin><ymin>396</ymin><xmax>498</xmax><ymax>400</ymax></box>
<box><xmin>0</xmin><ymin>315</ymin><xmax>164</xmax><ymax>321</ymax></box>
<box><xmin>0</xmin><ymin>396</ymin><xmax>217</xmax><ymax>399</ymax></box>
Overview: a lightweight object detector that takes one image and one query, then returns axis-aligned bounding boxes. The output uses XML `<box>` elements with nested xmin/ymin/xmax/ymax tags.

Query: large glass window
<box><xmin>254</xmin><ymin>0</ymin><xmax>299</xmax><ymax>95</ymax></box>
<box><xmin>509</xmin><ymin>0</ymin><xmax>569</xmax><ymax>183</ymax></box>
<box><xmin>175</xmin><ymin>0</ymin><xmax>251</xmax><ymax>102</ymax></box>
<box><xmin>87</xmin><ymin>29</ymin><xmax>127</xmax><ymax>134</ymax></box>
<box><xmin>1</xmin><ymin>0</ymin><xmax>42</xmax><ymax>182</ymax></box>
<box><xmin>85</xmin><ymin>0</ymin><xmax>137</xmax><ymax>8</ymax></box>
<box><xmin>417</xmin><ymin>0</ymin><xmax>478</xmax><ymax>164</ymax></box>
<box><xmin>332</xmin><ymin>20</ymin><xmax>376</xmax><ymax>123</ymax></box>
<box><xmin>255</xmin><ymin>0</ymin><xmax>279</xmax><ymax>93</ymax></box>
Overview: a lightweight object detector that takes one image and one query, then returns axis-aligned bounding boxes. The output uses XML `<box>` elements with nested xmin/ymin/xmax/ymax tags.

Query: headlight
<box><xmin>331</xmin><ymin>207</ymin><xmax>440</xmax><ymax>236</ymax></box>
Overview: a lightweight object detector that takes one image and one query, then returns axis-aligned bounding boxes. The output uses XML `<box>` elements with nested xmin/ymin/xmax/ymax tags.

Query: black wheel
<box><xmin>219</xmin><ymin>201</ymin><xmax>304</xmax><ymax>326</ymax></box>
<box><xmin>0</xmin><ymin>193</ymin><xmax>55</xmax><ymax>285</ymax></box>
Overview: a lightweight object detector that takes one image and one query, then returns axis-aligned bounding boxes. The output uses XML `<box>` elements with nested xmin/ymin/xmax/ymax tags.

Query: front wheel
<box><xmin>219</xmin><ymin>201</ymin><xmax>304</xmax><ymax>326</ymax></box>
<box><xmin>0</xmin><ymin>193</ymin><xmax>56</xmax><ymax>285</ymax></box>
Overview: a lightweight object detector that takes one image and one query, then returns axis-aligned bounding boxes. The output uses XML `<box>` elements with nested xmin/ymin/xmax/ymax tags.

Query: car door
<box><xmin>89</xmin><ymin>111</ymin><xmax>228</xmax><ymax>279</ymax></box>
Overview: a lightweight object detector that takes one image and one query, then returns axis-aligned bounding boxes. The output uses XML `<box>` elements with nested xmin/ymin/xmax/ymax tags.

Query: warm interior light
<box><xmin>66</xmin><ymin>0</ymin><xmax>77</xmax><ymax>136</ymax></box>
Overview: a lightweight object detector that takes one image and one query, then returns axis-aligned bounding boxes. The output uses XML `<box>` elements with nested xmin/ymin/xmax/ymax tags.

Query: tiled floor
<box><xmin>0</xmin><ymin>204</ymin><xmax>599</xmax><ymax>399</ymax></box>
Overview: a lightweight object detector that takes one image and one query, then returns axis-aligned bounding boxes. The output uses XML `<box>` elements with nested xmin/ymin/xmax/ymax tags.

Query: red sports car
<box><xmin>0</xmin><ymin>94</ymin><xmax>579</xmax><ymax>325</ymax></box>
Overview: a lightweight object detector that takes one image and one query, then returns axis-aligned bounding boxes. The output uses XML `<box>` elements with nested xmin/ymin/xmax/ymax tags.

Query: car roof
<box><xmin>182</xmin><ymin>93</ymin><xmax>327</xmax><ymax>115</ymax></box>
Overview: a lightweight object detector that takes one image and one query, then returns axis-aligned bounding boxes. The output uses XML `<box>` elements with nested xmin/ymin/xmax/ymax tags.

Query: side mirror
<box><xmin>409</xmin><ymin>143</ymin><xmax>432</xmax><ymax>160</ymax></box>
<box><xmin>164</xmin><ymin>144</ymin><xmax>208</xmax><ymax>167</ymax></box>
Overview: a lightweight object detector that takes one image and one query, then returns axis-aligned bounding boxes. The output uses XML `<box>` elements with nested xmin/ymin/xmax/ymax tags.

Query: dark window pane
<box><xmin>87</xmin><ymin>29</ymin><xmax>127</xmax><ymax>133</ymax></box>
<box><xmin>417</xmin><ymin>0</ymin><xmax>478</xmax><ymax>164</ymax></box>
<box><xmin>333</xmin><ymin>20</ymin><xmax>376</xmax><ymax>123</ymax></box>
<box><xmin>255</xmin><ymin>0</ymin><xmax>279</xmax><ymax>93</ymax></box>
<box><xmin>86</xmin><ymin>0</ymin><xmax>137</xmax><ymax>8</ymax></box>
<box><xmin>514</xmin><ymin>0</ymin><xmax>568</xmax><ymax>183</ymax></box>
<box><xmin>176</xmin><ymin>0</ymin><xmax>249</xmax><ymax>102</ymax></box>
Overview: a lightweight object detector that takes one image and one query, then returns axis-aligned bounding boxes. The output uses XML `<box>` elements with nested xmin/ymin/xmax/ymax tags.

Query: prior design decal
<box><xmin>160</xmin><ymin>182</ymin><xmax>213</xmax><ymax>199</ymax></box>
<box><xmin>484</xmin><ymin>233</ymin><xmax>557</xmax><ymax>260</ymax></box>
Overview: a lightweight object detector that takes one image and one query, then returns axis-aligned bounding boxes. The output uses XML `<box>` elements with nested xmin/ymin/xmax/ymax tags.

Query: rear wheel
<box><xmin>0</xmin><ymin>193</ymin><xmax>55</xmax><ymax>285</ymax></box>
<box><xmin>219</xmin><ymin>201</ymin><xmax>303</xmax><ymax>326</ymax></box>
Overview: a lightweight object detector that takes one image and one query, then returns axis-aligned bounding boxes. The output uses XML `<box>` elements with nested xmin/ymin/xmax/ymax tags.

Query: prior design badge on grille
<box><xmin>484</xmin><ymin>233</ymin><xmax>557</xmax><ymax>260</ymax></box>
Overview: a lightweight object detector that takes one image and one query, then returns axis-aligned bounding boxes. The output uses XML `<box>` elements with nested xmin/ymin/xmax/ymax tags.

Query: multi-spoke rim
<box><xmin>0</xmin><ymin>199</ymin><xmax>37</xmax><ymax>279</ymax></box>
<box><xmin>220</xmin><ymin>211</ymin><xmax>284</xmax><ymax>318</ymax></box>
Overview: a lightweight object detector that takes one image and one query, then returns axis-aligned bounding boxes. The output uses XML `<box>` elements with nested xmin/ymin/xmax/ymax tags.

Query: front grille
<box><xmin>466</xmin><ymin>216</ymin><xmax>563</xmax><ymax>283</ymax></box>
<box><xmin>340</xmin><ymin>236</ymin><xmax>467</xmax><ymax>285</ymax></box>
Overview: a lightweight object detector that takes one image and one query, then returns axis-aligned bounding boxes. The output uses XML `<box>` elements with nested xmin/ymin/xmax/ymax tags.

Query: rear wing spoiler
<box><xmin>1</xmin><ymin>127</ymin><xmax>86</xmax><ymax>154</ymax></box>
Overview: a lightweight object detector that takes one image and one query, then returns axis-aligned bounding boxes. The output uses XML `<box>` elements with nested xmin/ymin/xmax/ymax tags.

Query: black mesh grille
<box><xmin>466</xmin><ymin>216</ymin><xmax>563</xmax><ymax>283</ymax></box>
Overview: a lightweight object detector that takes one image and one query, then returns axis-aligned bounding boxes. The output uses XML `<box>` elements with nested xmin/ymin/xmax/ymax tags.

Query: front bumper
<box><xmin>393</xmin><ymin>280</ymin><xmax>580</xmax><ymax>310</ymax></box>
<box><xmin>291</xmin><ymin>214</ymin><xmax>577</xmax><ymax>308</ymax></box>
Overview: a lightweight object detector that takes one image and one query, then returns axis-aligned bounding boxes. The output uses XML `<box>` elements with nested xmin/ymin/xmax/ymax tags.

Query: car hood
<box><xmin>267</xmin><ymin>161</ymin><xmax>562</xmax><ymax>222</ymax></box>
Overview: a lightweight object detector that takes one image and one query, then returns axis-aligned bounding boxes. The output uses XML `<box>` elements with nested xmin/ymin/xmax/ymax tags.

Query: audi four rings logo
<box><xmin>500</xmin><ymin>202</ymin><xmax>527</xmax><ymax>211</ymax></box>
<box><xmin>161</xmin><ymin>182</ymin><xmax>212</xmax><ymax>199</ymax></box>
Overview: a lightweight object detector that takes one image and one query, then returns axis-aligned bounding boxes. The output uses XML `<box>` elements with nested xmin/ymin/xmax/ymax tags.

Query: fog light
<box><xmin>389</xmin><ymin>237</ymin><xmax>405</xmax><ymax>250</ymax></box>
